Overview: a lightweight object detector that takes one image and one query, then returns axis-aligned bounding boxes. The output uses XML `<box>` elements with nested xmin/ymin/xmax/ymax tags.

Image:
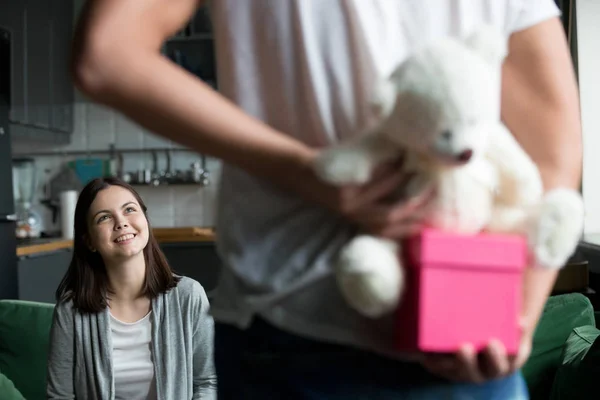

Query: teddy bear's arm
<box><xmin>485</xmin><ymin>124</ymin><xmax>544</xmax><ymax>207</ymax></box>
<box><xmin>313</xmin><ymin>131</ymin><xmax>401</xmax><ymax>185</ymax></box>
<box><xmin>487</xmin><ymin>206</ymin><xmax>531</xmax><ymax>235</ymax></box>
<box><xmin>487</xmin><ymin>125</ymin><xmax>584</xmax><ymax>270</ymax></box>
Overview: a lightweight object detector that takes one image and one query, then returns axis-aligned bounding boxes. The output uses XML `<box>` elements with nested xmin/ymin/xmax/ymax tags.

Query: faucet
<box><xmin>150</xmin><ymin>150</ymin><xmax>161</xmax><ymax>186</ymax></box>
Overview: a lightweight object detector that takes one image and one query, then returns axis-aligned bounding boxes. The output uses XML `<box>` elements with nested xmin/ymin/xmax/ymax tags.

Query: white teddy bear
<box><xmin>314</xmin><ymin>26</ymin><xmax>585</xmax><ymax>318</ymax></box>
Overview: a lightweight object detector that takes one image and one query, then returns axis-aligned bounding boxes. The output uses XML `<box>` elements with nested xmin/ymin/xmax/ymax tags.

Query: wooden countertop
<box><xmin>16</xmin><ymin>227</ymin><xmax>216</xmax><ymax>257</ymax></box>
<box><xmin>16</xmin><ymin>239</ymin><xmax>74</xmax><ymax>256</ymax></box>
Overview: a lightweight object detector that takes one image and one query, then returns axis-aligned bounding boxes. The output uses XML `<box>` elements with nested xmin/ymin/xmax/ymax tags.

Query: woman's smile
<box><xmin>114</xmin><ymin>233</ymin><xmax>137</xmax><ymax>245</ymax></box>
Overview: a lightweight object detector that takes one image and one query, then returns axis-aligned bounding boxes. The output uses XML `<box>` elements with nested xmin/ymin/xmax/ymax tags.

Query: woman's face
<box><xmin>87</xmin><ymin>185</ymin><xmax>149</xmax><ymax>262</ymax></box>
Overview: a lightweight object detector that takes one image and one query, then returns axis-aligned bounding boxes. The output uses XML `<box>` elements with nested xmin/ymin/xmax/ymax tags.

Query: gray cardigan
<box><xmin>46</xmin><ymin>276</ymin><xmax>217</xmax><ymax>399</ymax></box>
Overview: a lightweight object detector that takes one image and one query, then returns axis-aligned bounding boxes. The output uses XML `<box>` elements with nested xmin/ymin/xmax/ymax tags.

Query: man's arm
<box><xmin>501</xmin><ymin>17</ymin><xmax>582</xmax><ymax>337</ymax></box>
<box><xmin>71</xmin><ymin>0</ymin><xmax>449</xmax><ymax>248</ymax></box>
<box><xmin>72</xmin><ymin>0</ymin><xmax>317</xmax><ymax>194</ymax></box>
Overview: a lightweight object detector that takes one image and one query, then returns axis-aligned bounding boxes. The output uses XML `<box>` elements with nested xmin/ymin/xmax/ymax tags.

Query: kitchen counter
<box><xmin>16</xmin><ymin>227</ymin><xmax>216</xmax><ymax>257</ymax></box>
<box><xmin>16</xmin><ymin>238</ymin><xmax>73</xmax><ymax>257</ymax></box>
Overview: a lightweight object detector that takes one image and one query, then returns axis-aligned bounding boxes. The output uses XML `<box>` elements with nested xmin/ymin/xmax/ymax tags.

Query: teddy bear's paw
<box><xmin>336</xmin><ymin>235</ymin><xmax>404</xmax><ymax>318</ymax></box>
<box><xmin>314</xmin><ymin>147</ymin><xmax>374</xmax><ymax>185</ymax></box>
<box><xmin>530</xmin><ymin>188</ymin><xmax>584</xmax><ymax>269</ymax></box>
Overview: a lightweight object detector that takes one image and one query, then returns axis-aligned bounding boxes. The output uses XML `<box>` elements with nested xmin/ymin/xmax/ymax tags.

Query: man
<box><xmin>71</xmin><ymin>0</ymin><xmax>581</xmax><ymax>397</ymax></box>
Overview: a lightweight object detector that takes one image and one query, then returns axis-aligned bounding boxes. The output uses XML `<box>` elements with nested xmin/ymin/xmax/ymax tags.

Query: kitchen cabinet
<box><xmin>0</xmin><ymin>1</ymin><xmax>26</xmax><ymax>125</ymax></box>
<box><xmin>0</xmin><ymin>0</ymin><xmax>74</xmax><ymax>144</ymax></box>
<box><xmin>27</xmin><ymin>0</ymin><xmax>52</xmax><ymax>129</ymax></box>
<box><xmin>16</xmin><ymin>241</ymin><xmax>221</xmax><ymax>303</ymax></box>
<box><xmin>49</xmin><ymin>0</ymin><xmax>76</xmax><ymax>133</ymax></box>
<box><xmin>160</xmin><ymin>241</ymin><xmax>222</xmax><ymax>296</ymax></box>
<box><xmin>163</xmin><ymin>6</ymin><xmax>217</xmax><ymax>89</ymax></box>
<box><xmin>18</xmin><ymin>248</ymin><xmax>72</xmax><ymax>304</ymax></box>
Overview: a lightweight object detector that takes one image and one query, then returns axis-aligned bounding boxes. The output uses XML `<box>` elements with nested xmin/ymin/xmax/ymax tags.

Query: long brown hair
<box><xmin>56</xmin><ymin>177</ymin><xmax>180</xmax><ymax>313</ymax></box>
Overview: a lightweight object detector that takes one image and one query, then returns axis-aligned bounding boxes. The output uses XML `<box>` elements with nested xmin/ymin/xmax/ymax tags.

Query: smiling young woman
<box><xmin>56</xmin><ymin>177</ymin><xmax>176</xmax><ymax>313</ymax></box>
<box><xmin>46</xmin><ymin>177</ymin><xmax>217</xmax><ymax>400</ymax></box>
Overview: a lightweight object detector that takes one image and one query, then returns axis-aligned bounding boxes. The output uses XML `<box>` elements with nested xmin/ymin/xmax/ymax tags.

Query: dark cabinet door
<box><xmin>160</xmin><ymin>242</ymin><xmax>221</xmax><ymax>294</ymax></box>
<box><xmin>0</xmin><ymin>28</ymin><xmax>17</xmax><ymax>300</ymax></box>
<box><xmin>25</xmin><ymin>0</ymin><xmax>52</xmax><ymax>129</ymax></box>
<box><xmin>0</xmin><ymin>0</ymin><xmax>74</xmax><ymax>141</ymax></box>
<box><xmin>0</xmin><ymin>28</ymin><xmax>14</xmax><ymax>217</ymax></box>
<box><xmin>0</xmin><ymin>103</ymin><xmax>14</xmax><ymax>216</ymax></box>
<box><xmin>0</xmin><ymin>222</ymin><xmax>18</xmax><ymax>299</ymax></box>
<box><xmin>18</xmin><ymin>249</ymin><xmax>72</xmax><ymax>303</ymax></box>
<box><xmin>0</xmin><ymin>3</ymin><xmax>26</xmax><ymax>125</ymax></box>
<box><xmin>49</xmin><ymin>0</ymin><xmax>75</xmax><ymax>133</ymax></box>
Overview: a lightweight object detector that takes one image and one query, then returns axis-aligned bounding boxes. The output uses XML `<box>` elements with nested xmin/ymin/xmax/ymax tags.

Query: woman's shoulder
<box><xmin>53</xmin><ymin>299</ymin><xmax>102</xmax><ymax>320</ymax></box>
<box><xmin>54</xmin><ymin>299</ymin><xmax>76</xmax><ymax>315</ymax></box>
<box><xmin>51</xmin><ymin>299</ymin><xmax>81</xmax><ymax>329</ymax></box>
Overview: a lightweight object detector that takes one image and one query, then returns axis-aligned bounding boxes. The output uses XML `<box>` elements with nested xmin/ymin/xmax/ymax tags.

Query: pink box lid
<box><xmin>406</xmin><ymin>228</ymin><xmax>527</xmax><ymax>272</ymax></box>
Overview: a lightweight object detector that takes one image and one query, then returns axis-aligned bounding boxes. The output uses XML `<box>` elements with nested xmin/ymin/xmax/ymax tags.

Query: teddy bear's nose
<box><xmin>457</xmin><ymin>149</ymin><xmax>473</xmax><ymax>162</ymax></box>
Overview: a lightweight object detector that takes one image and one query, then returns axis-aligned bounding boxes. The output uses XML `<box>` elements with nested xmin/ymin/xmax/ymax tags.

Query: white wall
<box><xmin>13</xmin><ymin>99</ymin><xmax>222</xmax><ymax>230</ymax></box>
<box><xmin>577</xmin><ymin>0</ymin><xmax>600</xmax><ymax>235</ymax></box>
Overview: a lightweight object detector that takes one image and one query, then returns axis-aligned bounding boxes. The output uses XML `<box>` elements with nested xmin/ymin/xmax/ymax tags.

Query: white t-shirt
<box><xmin>110</xmin><ymin>311</ymin><xmax>157</xmax><ymax>400</ymax></box>
<box><xmin>210</xmin><ymin>0</ymin><xmax>562</xmax><ymax>357</ymax></box>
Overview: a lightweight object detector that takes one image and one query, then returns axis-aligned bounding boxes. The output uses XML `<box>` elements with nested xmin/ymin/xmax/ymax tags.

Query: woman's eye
<box><xmin>97</xmin><ymin>215</ymin><xmax>109</xmax><ymax>223</ymax></box>
<box><xmin>125</xmin><ymin>207</ymin><xmax>136</xmax><ymax>213</ymax></box>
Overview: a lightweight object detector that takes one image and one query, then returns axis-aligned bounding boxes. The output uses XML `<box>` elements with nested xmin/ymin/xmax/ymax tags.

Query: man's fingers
<box><xmin>479</xmin><ymin>339</ymin><xmax>510</xmax><ymax>379</ymax></box>
<box><xmin>387</xmin><ymin>183</ymin><xmax>435</xmax><ymax>219</ymax></box>
<box><xmin>421</xmin><ymin>354</ymin><xmax>460</xmax><ymax>381</ymax></box>
<box><xmin>353</xmin><ymin>181</ymin><xmax>435</xmax><ymax>224</ymax></box>
<box><xmin>342</xmin><ymin>168</ymin><xmax>408</xmax><ymax>213</ymax></box>
<box><xmin>370</xmin><ymin>155</ymin><xmax>406</xmax><ymax>180</ymax></box>
<box><xmin>379</xmin><ymin>222</ymin><xmax>424</xmax><ymax>239</ymax></box>
<box><xmin>456</xmin><ymin>344</ymin><xmax>484</xmax><ymax>383</ymax></box>
<box><xmin>509</xmin><ymin>337</ymin><xmax>532</xmax><ymax>372</ymax></box>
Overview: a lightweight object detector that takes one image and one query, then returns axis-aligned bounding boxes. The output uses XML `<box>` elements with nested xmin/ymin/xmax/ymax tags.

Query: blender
<box><xmin>12</xmin><ymin>158</ymin><xmax>41</xmax><ymax>238</ymax></box>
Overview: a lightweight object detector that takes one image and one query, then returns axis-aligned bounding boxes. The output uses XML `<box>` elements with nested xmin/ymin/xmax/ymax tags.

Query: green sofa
<box><xmin>0</xmin><ymin>300</ymin><xmax>54</xmax><ymax>400</ymax></box>
<box><xmin>522</xmin><ymin>293</ymin><xmax>599</xmax><ymax>400</ymax></box>
<box><xmin>0</xmin><ymin>294</ymin><xmax>597</xmax><ymax>399</ymax></box>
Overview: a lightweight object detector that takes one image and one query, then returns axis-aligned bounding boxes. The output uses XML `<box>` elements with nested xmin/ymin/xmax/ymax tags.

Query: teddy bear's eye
<box><xmin>441</xmin><ymin>130</ymin><xmax>453</xmax><ymax>140</ymax></box>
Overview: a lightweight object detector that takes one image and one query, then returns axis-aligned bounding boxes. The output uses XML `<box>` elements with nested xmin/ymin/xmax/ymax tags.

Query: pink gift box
<box><xmin>394</xmin><ymin>228</ymin><xmax>527</xmax><ymax>355</ymax></box>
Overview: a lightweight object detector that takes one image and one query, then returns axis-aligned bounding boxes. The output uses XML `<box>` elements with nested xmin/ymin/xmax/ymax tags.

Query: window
<box><xmin>576</xmin><ymin>0</ymin><xmax>600</xmax><ymax>239</ymax></box>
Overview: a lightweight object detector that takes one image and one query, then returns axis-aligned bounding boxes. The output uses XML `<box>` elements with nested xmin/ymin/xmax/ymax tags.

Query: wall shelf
<box><xmin>12</xmin><ymin>145</ymin><xmax>202</xmax><ymax>158</ymax></box>
<box><xmin>167</xmin><ymin>34</ymin><xmax>212</xmax><ymax>43</ymax></box>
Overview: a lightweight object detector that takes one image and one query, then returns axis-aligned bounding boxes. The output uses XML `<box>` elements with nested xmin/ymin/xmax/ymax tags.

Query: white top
<box><xmin>110</xmin><ymin>311</ymin><xmax>157</xmax><ymax>400</ymax></box>
<box><xmin>210</xmin><ymin>0</ymin><xmax>562</xmax><ymax>357</ymax></box>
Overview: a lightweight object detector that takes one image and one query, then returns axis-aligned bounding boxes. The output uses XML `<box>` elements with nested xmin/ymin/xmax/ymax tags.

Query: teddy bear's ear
<box><xmin>464</xmin><ymin>25</ymin><xmax>508</xmax><ymax>66</ymax></box>
<box><xmin>369</xmin><ymin>78</ymin><xmax>397</xmax><ymax>120</ymax></box>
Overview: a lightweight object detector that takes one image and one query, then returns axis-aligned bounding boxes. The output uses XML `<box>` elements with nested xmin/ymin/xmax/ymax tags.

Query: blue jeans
<box><xmin>214</xmin><ymin>318</ymin><xmax>529</xmax><ymax>399</ymax></box>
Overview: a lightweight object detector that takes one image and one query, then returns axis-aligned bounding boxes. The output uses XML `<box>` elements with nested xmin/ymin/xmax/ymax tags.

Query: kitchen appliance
<box><xmin>12</xmin><ymin>157</ymin><xmax>41</xmax><ymax>238</ymax></box>
<box><xmin>68</xmin><ymin>157</ymin><xmax>110</xmax><ymax>183</ymax></box>
<box><xmin>0</xmin><ymin>26</ymin><xmax>19</xmax><ymax>299</ymax></box>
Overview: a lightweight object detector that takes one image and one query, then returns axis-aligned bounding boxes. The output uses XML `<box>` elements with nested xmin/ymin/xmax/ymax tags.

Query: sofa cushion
<box><xmin>522</xmin><ymin>293</ymin><xmax>595</xmax><ymax>400</ymax></box>
<box><xmin>550</xmin><ymin>325</ymin><xmax>600</xmax><ymax>399</ymax></box>
<box><xmin>0</xmin><ymin>300</ymin><xmax>55</xmax><ymax>400</ymax></box>
<box><xmin>0</xmin><ymin>371</ymin><xmax>25</xmax><ymax>400</ymax></box>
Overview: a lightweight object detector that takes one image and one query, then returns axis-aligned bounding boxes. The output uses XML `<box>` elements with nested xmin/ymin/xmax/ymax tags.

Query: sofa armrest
<box><xmin>523</xmin><ymin>293</ymin><xmax>595</xmax><ymax>400</ymax></box>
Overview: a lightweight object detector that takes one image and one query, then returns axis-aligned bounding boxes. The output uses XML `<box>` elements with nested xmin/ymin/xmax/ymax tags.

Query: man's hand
<box><xmin>302</xmin><ymin>153</ymin><xmax>435</xmax><ymax>239</ymax></box>
<box><xmin>420</xmin><ymin>320</ymin><xmax>533</xmax><ymax>383</ymax></box>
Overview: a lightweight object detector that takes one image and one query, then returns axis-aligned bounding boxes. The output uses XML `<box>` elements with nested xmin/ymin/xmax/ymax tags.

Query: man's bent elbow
<box><xmin>70</xmin><ymin>38</ymin><xmax>114</xmax><ymax>101</ymax></box>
